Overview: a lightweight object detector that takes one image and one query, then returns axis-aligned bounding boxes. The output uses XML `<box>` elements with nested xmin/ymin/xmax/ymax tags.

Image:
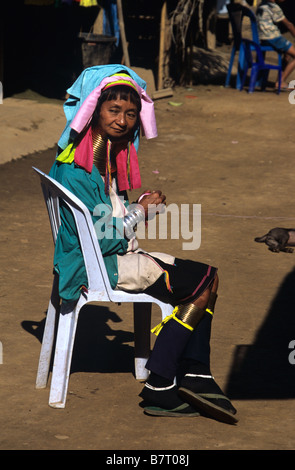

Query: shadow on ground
<box><xmin>225</xmin><ymin>266</ymin><xmax>295</xmax><ymax>399</ymax></box>
<box><xmin>22</xmin><ymin>265</ymin><xmax>295</xmax><ymax>395</ymax></box>
<box><xmin>22</xmin><ymin>305</ymin><xmax>136</xmax><ymax>376</ymax></box>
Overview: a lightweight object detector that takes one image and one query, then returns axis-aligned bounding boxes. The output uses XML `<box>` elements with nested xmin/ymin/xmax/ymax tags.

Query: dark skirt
<box><xmin>143</xmin><ymin>256</ymin><xmax>217</xmax><ymax>307</ymax></box>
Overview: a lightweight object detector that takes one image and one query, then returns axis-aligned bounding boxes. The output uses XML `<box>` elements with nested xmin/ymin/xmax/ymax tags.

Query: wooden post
<box><xmin>158</xmin><ymin>1</ymin><xmax>167</xmax><ymax>90</ymax></box>
<box><xmin>117</xmin><ymin>0</ymin><xmax>130</xmax><ymax>67</ymax></box>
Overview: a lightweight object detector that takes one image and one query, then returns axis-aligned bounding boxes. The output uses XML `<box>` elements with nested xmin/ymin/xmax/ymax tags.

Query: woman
<box><xmin>49</xmin><ymin>65</ymin><xmax>237</xmax><ymax>423</ymax></box>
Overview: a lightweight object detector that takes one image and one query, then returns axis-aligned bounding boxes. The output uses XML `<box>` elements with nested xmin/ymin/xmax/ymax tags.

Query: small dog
<box><xmin>254</xmin><ymin>227</ymin><xmax>295</xmax><ymax>253</ymax></box>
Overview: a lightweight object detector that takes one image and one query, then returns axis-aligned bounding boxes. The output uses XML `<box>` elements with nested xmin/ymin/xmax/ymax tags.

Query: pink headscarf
<box><xmin>72</xmin><ymin>75</ymin><xmax>157</xmax><ymax>192</ymax></box>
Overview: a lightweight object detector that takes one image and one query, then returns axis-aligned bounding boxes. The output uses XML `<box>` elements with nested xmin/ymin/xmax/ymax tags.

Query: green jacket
<box><xmin>49</xmin><ymin>147</ymin><xmax>129</xmax><ymax>303</ymax></box>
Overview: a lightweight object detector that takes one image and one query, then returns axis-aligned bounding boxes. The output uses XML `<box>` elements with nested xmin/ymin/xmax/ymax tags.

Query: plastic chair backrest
<box><xmin>227</xmin><ymin>3</ymin><xmax>243</xmax><ymax>47</ymax></box>
<box><xmin>40</xmin><ymin>179</ymin><xmax>61</xmax><ymax>244</ymax></box>
<box><xmin>242</xmin><ymin>38</ymin><xmax>265</xmax><ymax>65</ymax></box>
<box><xmin>227</xmin><ymin>3</ymin><xmax>260</xmax><ymax>46</ymax></box>
<box><xmin>33</xmin><ymin>167</ymin><xmax>113</xmax><ymax>297</ymax></box>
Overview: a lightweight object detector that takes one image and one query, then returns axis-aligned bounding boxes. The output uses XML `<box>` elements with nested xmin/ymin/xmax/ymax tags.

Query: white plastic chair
<box><xmin>33</xmin><ymin>167</ymin><xmax>173</xmax><ymax>408</ymax></box>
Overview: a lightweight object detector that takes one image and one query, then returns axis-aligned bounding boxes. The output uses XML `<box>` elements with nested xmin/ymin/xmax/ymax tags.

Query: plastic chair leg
<box><xmin>239</xmin><ymin>66</ymin><xmax>249</xmax><ymax>91</ymax></box>
<box><xmin>277</xmin><ymin>71</ymin><xmax>281</xmax><ymax>94</ymax></box>
<box><xmin>133</xmin><ymin>302</ymin><xmax>173</xmax><ymax>380</ymax></box>
<box><xmin>36</xmin><ymin>274</ymin><xmax>60</xmax><ymax>389</ymax></box>
<box><xmin>236</xmin><ymin>46</ymin><xmax>246</xmax><ymax>89</ymax></box>
<box><xmin>225</xmin><ymin>47</ymin><xmax>236</xmax><ymax>87</ymax></box>
<box><xmin>48</xmin><ymin>304</ymin><xmax>80</xmax><ymax>408</ymax></box>
<box><xmin>278</xmin><ymin>53</ymin><xmax>282</xmax><ymax>68</ymax></box>
<box><xmin>248</xmin><ymin>65</ymin><xmax>259</xmax><ymax>93</ymax></box>
<box><xmin>260</xmin><ymin>69</ymin><xmax>269</xmax><ymax>91</ymax></box>
<box><xmin>133</xmin><ymin>302</ymin><xmax>152</xmax><ymax>380</ymax></box>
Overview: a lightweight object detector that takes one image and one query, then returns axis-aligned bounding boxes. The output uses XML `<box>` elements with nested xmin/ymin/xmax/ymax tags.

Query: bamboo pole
<box><xmin>117</xmin><ymin>0</ymin><xmax>130</xmax><ymax>67</ymax></box>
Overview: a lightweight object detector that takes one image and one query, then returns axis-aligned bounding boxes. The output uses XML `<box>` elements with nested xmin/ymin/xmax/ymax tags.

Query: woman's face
<box><xmin>97</xmin><ymin>96</ymin><xmax>138</xmax><ymax>141</ymax></box>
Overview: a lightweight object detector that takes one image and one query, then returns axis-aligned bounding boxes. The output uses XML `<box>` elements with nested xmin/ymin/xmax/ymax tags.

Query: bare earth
<box><xmin>1</xmin><ymin>64</ymin><xmax>295</xmax><ymax>452</ymax></box>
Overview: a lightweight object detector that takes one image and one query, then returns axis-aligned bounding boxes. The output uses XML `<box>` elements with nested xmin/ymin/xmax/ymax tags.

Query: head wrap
<box><xmin>102</xmin><ymin>72</ymin><xmax>138</xmax><ymax>92</ymax></box>
<box><xmin>56</xmin><ymin>65</ymin><xmax>157</xmax><ymax>193</ymax></box>
<box><xmin>70</xmin><ymin>74</ymin><xmax>157</xmax><ymax>140</ymax></box>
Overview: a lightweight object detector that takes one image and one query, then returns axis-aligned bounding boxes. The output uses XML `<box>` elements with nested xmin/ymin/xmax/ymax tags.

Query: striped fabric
<box><xmin>257</xmin><ymin>2</ymin><xmax>285</xmax><ymax>40</ymax></box>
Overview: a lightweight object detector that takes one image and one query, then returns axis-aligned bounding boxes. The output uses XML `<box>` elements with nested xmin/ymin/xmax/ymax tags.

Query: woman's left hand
<box><xmin>137</xmin><ymin>190</ymin><xmax>166</xmax><ymax>218</ymax></box>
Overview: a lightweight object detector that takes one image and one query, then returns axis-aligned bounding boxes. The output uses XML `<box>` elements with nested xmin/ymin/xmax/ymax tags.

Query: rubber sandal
<box><xmin>143</xmin><ymin>402</ymin><xmax>200</xmax><ymax>418</ymax></box>
<box><xmin>178</xmin><ymin>387</ymin><xmax>238</xmax><ymax>424</ymax></box>
<box><xmin>275</xmin><ymin>85</ymin><xmax>294</xmax><ymax>92</ymax></box>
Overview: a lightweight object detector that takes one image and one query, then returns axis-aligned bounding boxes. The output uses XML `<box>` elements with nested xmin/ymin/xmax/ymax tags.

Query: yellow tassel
<box><xmin>127</xmin><ymin>141</ymin><xmax>131</xmax><ymax>185</ymax></box>
<box><xmin>151</xmin><ymin>310</ymin><xmax>176</xmax><ymax>336</ymax></box>
<box><xmin>151</xmin><ymin>306</ymin><xmax>194</xmax><ymax>336</ymax></box>
<box><xmin>107</xmin><ymin>140</ymin><xmax>112</xmax><ymax>184</ymax></box>
<box><xmin>105</xmin><ymin>139</ymin><xmax>112</xmax><ymax>194</ymax></box>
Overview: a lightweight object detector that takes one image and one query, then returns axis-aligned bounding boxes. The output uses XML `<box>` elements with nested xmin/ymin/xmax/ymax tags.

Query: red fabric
<box><xmin>74</xmin><ymin>127</ymin><xmax>141</xmax><ymax>191</ymax></box>
<box><xmin>116</xmin><ymin>142</ymin><xmax>141</xmax><ymax>191</ymax></box>
<box><xmin>74</xmin><ymin>127</ymin><xmax>93</xmax><ymax>173</ymax></box>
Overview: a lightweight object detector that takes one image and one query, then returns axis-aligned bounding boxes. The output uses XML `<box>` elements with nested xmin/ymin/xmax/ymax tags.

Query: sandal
<box><xmin>275</xmin><ymin>83</ymin><xmax>295</xmax><ymax>92</ymax></box>
<box><xmin>139</xmin><ymin>383</ymin><xmax>200</xmax><ymax>418</ymax></box>
<box><xmin>178</xmin><ymin>387</ymin><xmax>238</xmax><ymax>424</ymax></box>
<box><xmin>143</xmin><ymin>403</ymin><xmax>200</xmax><ymax>418</ymax></box>
<box><xmin>178</xmin><ymin>374</ymin><xmax>238</xmax><ymax>425</ymax></box>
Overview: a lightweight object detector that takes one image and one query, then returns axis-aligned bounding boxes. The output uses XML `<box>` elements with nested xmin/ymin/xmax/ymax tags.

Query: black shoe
<box><xmin>178</xmin><ymin>374</ymin><xmax>238</xmax><ymax>424</ymax></box>
<box><xmin>139</xmin><ymin>383</ymin><xmax>200</xmax><ymax>417</ymax></box>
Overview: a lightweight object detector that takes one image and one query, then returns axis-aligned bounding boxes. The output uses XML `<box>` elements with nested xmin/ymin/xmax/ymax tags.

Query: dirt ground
<box><xmin>1</xmin><ymin>58</ymin><xmax>295</xmax><ymax>453</ymax></box>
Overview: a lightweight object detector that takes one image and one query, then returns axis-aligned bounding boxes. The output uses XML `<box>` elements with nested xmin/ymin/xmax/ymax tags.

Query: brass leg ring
<box><xmin>175</xmin><ymin>303</ymin><xmax>206</xmax><ymax>329</ymax></box>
